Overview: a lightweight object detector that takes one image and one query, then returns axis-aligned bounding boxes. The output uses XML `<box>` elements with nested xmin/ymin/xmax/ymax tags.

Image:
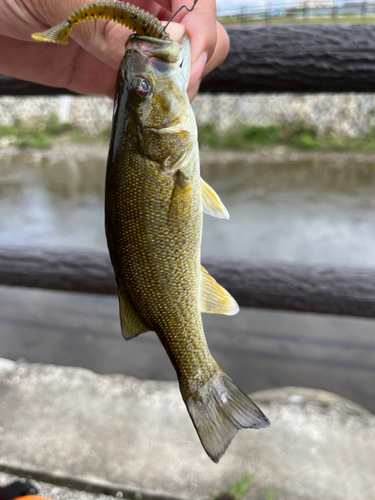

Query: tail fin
<box><xmin>32</xmin><ymin>22</ymin><xmax>71</xmax><ymax>45</ymax></box>
<box><xmin>182</xmin><ymin>372</ymin><xmax>270</xmax><ymax>463</ymax></box>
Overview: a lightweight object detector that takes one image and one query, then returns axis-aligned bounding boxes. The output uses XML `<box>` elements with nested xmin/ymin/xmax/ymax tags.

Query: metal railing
<box><xmin>1</xmin><ymin>245</ymin><xmax>375</xmax><ymax>319</ymax></box>
<box><xmin>218</xmin><ymin>2</ymin><xmax>375</xmax><ymax>24</ymax></box>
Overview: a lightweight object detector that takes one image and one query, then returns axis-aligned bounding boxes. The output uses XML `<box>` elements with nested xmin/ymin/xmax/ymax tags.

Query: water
<box><xmin>0</xmin><ymin>147</ymin><xmax>107</xmax><ymax>248</ymax></box>
<box><xmin>0</xmin><ymin>146</ymin><xmax>374</xmax><ymax>413</ymax></box>
<box><xmin>201</xmin><ymin>152</ymin><xmax>375</xmax><ymax>265</ymax></box>
<box><xmin>1</xmin><ymin>147</ymin><xmax>375</xmax><ymax>267</ymax></box>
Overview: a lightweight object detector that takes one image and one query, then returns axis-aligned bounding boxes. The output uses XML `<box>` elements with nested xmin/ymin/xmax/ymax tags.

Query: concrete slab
<box><xmin>0</xmin><ymin>362</ymin><xmax>374</xmax><ymax>500</ymax></box>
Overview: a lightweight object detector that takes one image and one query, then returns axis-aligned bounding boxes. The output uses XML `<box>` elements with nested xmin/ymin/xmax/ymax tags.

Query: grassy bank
<box><xmin>2</xmin><ymin>115</ymin><xmax>375</xmax><ymax>154</ymax></box>
<box><xmin>198</xmin><ymin>122</ymin><xmax>375</xmax><ymax>153</ymax></box>
<box><xmin>0</xmin><ymin>115</ymin><xmax>111</xmax><ymax>149</ymax></box>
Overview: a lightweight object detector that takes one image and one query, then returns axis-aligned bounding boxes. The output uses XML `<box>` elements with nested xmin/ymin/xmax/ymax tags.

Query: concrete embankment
<box><xmin>0</xmin><ymin>359</ymin><xmax>374</xmax><ymax>500</ymax></box>
<box><xmin>1</xmin><ymin>93</ymin><xmax>375</xmax><ymax>136</ymax></box>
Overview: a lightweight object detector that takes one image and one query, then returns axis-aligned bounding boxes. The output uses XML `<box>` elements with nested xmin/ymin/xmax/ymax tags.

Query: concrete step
<box><xmin>0</xmin><ymin>361</ymin><xmax>374</xmax><ymax>500</ymax></box>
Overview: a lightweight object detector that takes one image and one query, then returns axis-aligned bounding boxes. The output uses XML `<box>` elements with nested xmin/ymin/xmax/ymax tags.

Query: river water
<box><xmin>1</xmin><ymin>147</ymin><xmax>375</xmax><ymax>266</ymax></box>
<box><xmin>0</xmin><ymin>145</ymin><xmax>374</xmax><ymax>412</ymax></box>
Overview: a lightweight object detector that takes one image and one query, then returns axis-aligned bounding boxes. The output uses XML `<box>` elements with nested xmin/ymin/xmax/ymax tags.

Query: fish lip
<box><xmin>126</xmin><ymin>34</ymin><xmax>170</xmax><ymax>48</ymax></box>
<box><xmin>128</xmin><ymin>33</ymin><xmax>189</xmax><ymax>49</ymax></box>
<box><xmin>126</xmin><ymin>34</ymin><xmax>187</xmax><ymax>64</ymax></box>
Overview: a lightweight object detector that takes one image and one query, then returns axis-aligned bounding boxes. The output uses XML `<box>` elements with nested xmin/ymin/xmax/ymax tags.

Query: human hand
<box><xmin>0</xmin><ymin>0</ymin><xmax>229</xmax><ymax>100</ymax></box>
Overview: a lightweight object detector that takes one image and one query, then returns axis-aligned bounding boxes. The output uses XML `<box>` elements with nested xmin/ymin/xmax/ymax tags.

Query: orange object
<box><xmin>13</xmin><ymin>497</ymin><xmax>50</xmax><ymax>500</ymax></box>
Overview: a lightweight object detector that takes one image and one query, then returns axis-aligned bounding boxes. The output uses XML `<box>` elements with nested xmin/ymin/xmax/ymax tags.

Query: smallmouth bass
<box><xmin>32</xmin><ymin>3</ymin><xmax>270</xmax><ymax>463</ymax></box>
<box><xmin>107</xmin><ymin>33</ymin><xmax>270</xmax><ymax>463</ymax></box>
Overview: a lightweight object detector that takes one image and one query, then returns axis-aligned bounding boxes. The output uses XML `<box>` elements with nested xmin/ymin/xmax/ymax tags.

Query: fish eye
<box><xmin>179</xmin><ymin>59</ymin><xmax>184</xmax><ymax>68</ymax></box>
<box><xmin>132</xmin><ymin>76</ymin><xmax>151</xmax><ymax>99</ymax></box>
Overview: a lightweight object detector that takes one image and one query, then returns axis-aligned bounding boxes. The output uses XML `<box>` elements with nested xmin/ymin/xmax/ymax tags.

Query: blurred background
<box><xmin>0</xmin><ymin>2</ymin><xmax>375</xmax><ymax>419</ymax></box>
<box><xmin>216</xmin><ymin>0</ymin><xmax>375</xmax><ymax>24</ymax></box>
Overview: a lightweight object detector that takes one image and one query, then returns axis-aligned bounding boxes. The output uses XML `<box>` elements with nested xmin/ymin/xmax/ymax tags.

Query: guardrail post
<box><xmin>361</xmin><ymin>1</ymin><xmax>367</xmax><ymax>17</ymax></box>
<box><xmin>303</xmin><ymin>1</ymin><xmax>309</xmax><ymax>19</ymax></box>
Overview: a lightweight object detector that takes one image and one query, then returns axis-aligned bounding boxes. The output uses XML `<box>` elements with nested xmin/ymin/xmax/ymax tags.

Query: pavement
<box><xmin>2</xmin><ymin>285</ymin><xmax>375</xmax><ymax>415</ymax></box>
<box><xmin>0</xmin><ymin>358</ymin><xmax>374</xmax><ymax>500</ymax></box>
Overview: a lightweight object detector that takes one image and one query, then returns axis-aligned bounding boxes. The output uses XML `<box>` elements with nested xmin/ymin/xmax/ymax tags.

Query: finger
<box><xmin>63</xmin><ymin>2</ymin><xmax>152</xmax><ymax>71</ymax></box>
<box><xmin>188</xmin><ymin>22</ymin><xmax>229</xmax><ymax>92</ymax></box>
<box><xmin>188</xmin><ymin>78</ymin><xmax>201</xmax><ymax>102</ymax></box>
<box><xmin>4</xmin><ymin>0</ymin><xmax>166</xmax><ymax>71</ymax></box>
<box><xmin>201</xmin><ymin>22</ymin><xmax>229</xmax><ymax>80</ymax></box>
<box><xmin>56</xmin><ymin>2</ymin><xmax>181</xmax><ymax>71</ymax></box>
<box><xmin>69</xmin><ymin>21</ymin><xmax>134</xmax><ymax>71</ymax></box>
<box><xmin>171</xmin><ymin>0</ymin><xmax>217</xmax><ymax>66</ymax></box>
<box><xmin>0</xmin><ymin>33</ymin><xmax>117</xmax><ymax>95</ymax></box>
<box><xmin>188</xmin><ymin>51</ymin><xmax>207</xmax><ymax>95</ymax></box>
<box><xmin>163</xmin><ymin>21</ymin><xmax>185</xmax><ymax>43</ymax></box>
<box><xmin>163</xmin><ymin>1</ymin><xmax>229</xmax><ymax>91</ymax></box>
<box><xmin>0</xmin><ymin>0</ymin><xmax>45</xmax><ymax>39</ymax></box>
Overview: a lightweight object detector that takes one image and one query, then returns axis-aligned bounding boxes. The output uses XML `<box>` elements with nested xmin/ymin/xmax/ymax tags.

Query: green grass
<box><xmin>198</xmin><ymin>122</ymin><xmax>375</xmax><ymax>153</ymax></box>
<box><xmin>210</xmin><ymin>472</ymin><xmax>278</xmax><ymax>500</ymax></box>
<box><xmin>0</xmin><ymin>114</ymin><xmax>110</xmax><ymax>149</ymax></box>
<box><xmin>264</xmin><ymin>487</ymin><xmax>279</xmax><ymax>500</ymax></box>
<box><xmin>229</xmin><ymin>473</ymin><xmax>255</xmax><ymax>500</ymax></box>
<box><xmin>3</xmin><ymin>115</ymin><xmax>375</xmax><ymax>154</ymax></box>
<box><xmin>211</xmin><ymin>473</ymin><xmax>254</xmax><ymax>500</ymax></box>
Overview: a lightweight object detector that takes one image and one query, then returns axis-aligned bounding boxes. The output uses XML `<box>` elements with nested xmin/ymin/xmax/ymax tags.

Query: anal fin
<box><xmin>201</xmin><ymin>178</ymin><xmax>229</xmax><ymax>219</ymax></box>
<box><xmin>118</xmin><ymin>289</ymin><xmax>149</xmax><ymax>340</ymax></box>
<box><xmin>200</xmin><ymin>265</ymin><xmax>239</xmax><ymax>316</ymax></box>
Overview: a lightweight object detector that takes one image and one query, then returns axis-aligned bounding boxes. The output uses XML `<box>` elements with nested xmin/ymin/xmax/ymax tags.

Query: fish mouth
<box><xmin>126</xmin><ymin>34</ymin><xmax>180</xmax><ymax>63</ymax></box>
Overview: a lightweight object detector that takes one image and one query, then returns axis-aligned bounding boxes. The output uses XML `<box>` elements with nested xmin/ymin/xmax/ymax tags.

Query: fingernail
<box><xmin>189</xmin><ymin>52</ymin><xmax>207</xmax><ymax>92</ymax></box>
<box><xmin>163</xmin><ymin>21</ymin><xmax>185</xmax><ymax>43</ymax></box>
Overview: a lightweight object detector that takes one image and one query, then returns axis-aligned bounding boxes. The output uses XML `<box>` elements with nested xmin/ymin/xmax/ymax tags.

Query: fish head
<box><xmin>116</xmin><ymin>34</ymin><xmax>196</xmax><ymax>168</ymax></box>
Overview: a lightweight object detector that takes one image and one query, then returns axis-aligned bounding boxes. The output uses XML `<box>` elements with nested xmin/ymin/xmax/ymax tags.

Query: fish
<box><xmin>105</xmin><ymin>33</ymin><xmax>270</xmax><ymax>462</ymax></box>
<box><xmin>32</xmin><ymin>3</ymin><xmax>270</xmax><ymax>463</ymax></box>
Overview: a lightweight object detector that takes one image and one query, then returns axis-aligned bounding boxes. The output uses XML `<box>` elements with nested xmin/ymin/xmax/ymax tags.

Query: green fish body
<box><xmin>105</xmin><ymin>34</ymin><xmax>269</xmax><ymax>463</ymax></box>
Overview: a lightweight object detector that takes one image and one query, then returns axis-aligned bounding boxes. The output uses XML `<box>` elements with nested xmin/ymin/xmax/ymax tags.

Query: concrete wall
<box><xmin>1</xmin><ymin>93</ymin><xmax>375</xmax><ymax>137</ymax></box>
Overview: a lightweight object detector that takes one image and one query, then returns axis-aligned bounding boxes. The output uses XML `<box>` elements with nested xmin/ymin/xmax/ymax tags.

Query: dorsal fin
<box><xmin>118</xmin><ymin>288</ymin><xmax>149</xmax><ymax>340</ymax></box>
<box><xmin>201</xmin><ymin>178</ymin><xmax>229</xmax><ymax>219</ymax></box>
<box><xmin>200</xmin><ymin>265</ymin><xmax>239</xmax><ymax>315</ymax></box>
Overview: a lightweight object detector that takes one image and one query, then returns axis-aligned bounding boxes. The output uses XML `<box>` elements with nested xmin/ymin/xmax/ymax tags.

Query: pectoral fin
<box><xmin>200</xmin><ymin>265</ymin><xmax>239</xmax><ymax>315</ymax></box>
<box><xmin>201</xmin><ymin>178</ymin><xmax>229</xmax><ymax>219</ymax></box>
<box><xmin>118</xmin><ymin>289</ymin><xmax>149</xmax><ymax>340</ymax></box>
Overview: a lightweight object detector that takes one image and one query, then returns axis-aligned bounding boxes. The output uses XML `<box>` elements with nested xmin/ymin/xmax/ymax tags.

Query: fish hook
<box><xmin>163</xmin><ymin>0</ymin><xmax>199</xmax><ymax>34</ymax></box>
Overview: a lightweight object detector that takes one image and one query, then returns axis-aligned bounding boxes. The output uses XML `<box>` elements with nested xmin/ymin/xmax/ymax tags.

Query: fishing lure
<box><xmin>32</xmin><ymin>1</ymin><xmax>169</xmax><ymax>45</ymax></box>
